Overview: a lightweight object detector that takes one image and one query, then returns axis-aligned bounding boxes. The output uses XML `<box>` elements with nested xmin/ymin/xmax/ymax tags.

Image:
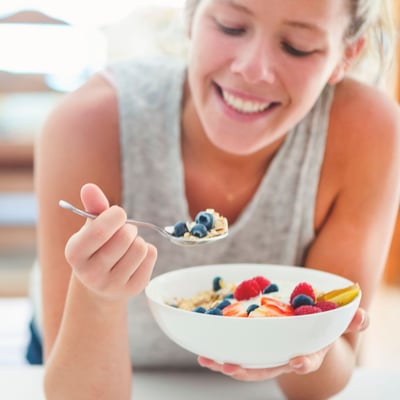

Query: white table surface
<box><xmin>1</xmin><ymin>365</ymin><xmax>399</xmax><ymax>400</ymax></box>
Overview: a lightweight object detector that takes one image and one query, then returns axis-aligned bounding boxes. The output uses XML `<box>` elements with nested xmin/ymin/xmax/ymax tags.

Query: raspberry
<box><xmin>314</xmin><ymin>301</ymin><xmax>338</xmax><ymax>312</ymax></box>
<box><xmin>252</xmin><ymin>276</ymin><xmax>271</xmax><ymax>291</ymax></box>
<box><xmin>294</xmin><ymin>305</ymin><xmax>322</xmax><ymax>315</ymax></box>
<box><xmin>290</xmin><ymin>282</ymin><xmax>316</xmax><ymax>304</ymax></box>
<box><xmin>234</xmin><ymin>279</ymin><xmax>261</xmax><ymax>300</ymax></box>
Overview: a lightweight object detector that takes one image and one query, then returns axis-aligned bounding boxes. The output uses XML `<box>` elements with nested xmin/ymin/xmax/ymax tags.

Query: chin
<box><xmin>208</xmin><ymin>133</ymin><xmax>267</xmax><ymax>156</ymax></box>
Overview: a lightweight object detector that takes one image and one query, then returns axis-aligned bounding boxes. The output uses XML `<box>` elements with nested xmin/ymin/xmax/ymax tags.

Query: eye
<box><xmin>281</xmin><ymin>42</ymin><xmax>314</xmax><ymax>57</ymax></box>
<box><xmin>215</xmin><ymin>20</ymin><xmax>245</xmax><ymax>37</ymax></box>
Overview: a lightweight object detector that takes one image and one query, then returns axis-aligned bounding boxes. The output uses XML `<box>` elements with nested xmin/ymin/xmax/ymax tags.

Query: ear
<box><xmin>328</xmin><ymin>36</ymin><xmax>366</xmax><ymax>85</ymax></box>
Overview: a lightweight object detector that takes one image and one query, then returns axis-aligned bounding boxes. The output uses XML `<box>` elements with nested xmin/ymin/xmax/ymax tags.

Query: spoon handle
<box><xmin>58</xmin><ymin>200</ymin><xmax>169</xmax><ymax>238</ymax></box>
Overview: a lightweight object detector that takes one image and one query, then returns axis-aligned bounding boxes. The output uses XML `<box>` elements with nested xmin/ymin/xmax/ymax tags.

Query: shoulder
<box><xmin>43</xmin><ymin>72</ymin><xmax>118</xmax><ymax>143</ymax></box>
<box><xmin>329</xmin><ymin>78</ymin><xmax>400</xmax><ymax>151</ymax></box>
<box><xmin>37</xmin><ymin>72</ymin><xmax>121</xmax><ymax>204</ymax></box>
<box><xmin>326</xmin><ymin>79</ymin><xmax>400</xmax><ymax>180</ymax></box>
<box><xmin>316</xmin><ymin>79</ymin><xmax>400</xmax><ymax>230</ymax></box>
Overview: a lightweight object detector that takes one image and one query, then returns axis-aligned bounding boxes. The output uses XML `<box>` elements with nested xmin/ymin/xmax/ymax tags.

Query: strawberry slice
<box><xmin>261</xmin><ymin>297</ymin><xmax>294</xmax><ymax>316</ymax></box>
<box><xmin>248</xmin><ymin>304</ymin><xmax>291</xmax><ymax>318</ymax></box>
<box><xmin>222</xmin><ymin>303</ymin><xmax>248</xmax><ymax>317</ymax></box>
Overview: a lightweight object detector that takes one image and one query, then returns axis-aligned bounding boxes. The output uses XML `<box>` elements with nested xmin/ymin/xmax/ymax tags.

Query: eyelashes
<box><xmin>214</xmin><ymin>19</ymin><xmax>316</xmax><ymax>58</ymax></box>
<box><xmin>215</xmin><ymin>20</ymin><xmax>245</xmax><ymax>37</ymax></box>
<box><xmin>280</xmin><ymin>42</ymin><xmax>315</xmax><ymax>57</ymax></box>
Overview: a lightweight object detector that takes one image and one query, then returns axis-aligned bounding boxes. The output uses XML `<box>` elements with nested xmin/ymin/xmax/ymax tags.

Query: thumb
<box><xmin>80</xmin><ymin>183</ymin><xmax>110</xmax><ymax>215</ymax></box>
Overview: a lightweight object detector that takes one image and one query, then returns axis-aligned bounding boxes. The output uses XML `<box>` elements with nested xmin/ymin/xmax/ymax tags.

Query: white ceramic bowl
<box><xmin>145</xmin><ymin>263</ymin><xmax>361</xmax><ymax>368</ymax></box>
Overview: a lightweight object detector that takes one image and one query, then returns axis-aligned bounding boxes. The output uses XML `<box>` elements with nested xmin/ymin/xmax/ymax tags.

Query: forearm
<box><xmin>44</xmin><ymin>276</ymin><xmax>132</xmax><ymax>400</ymax></box>
<box><xmin>277</xmin><ymin>336</ymin><xmax>356</xmax><ymax>400</ymax></box>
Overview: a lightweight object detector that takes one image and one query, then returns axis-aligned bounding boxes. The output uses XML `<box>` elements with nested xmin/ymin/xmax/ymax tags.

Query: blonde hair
<box><xmin>185</xmin><ymin>0</ymin><xmax>398</xmax><ymax>84</ymax></box>
<box><xmin>346</xmin><ymin>0</ymin><xmax>398</xmax><ymax>84</ymax></box>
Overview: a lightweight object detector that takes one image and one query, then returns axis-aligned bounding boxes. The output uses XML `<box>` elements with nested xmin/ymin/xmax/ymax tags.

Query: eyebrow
<box><xmin>219</xmin><ymin>0</ymin><xmax>254</xmax><ymax>15</ymax></box>
<box><xmin>219</xmin><ymin>1</ymin><xmax>327</xmax><ymax>36</ymax></box>
<box><xmin>283</xmin><ymin>20</ymin><xmax>327</xmax><ymax>36</ymax></box>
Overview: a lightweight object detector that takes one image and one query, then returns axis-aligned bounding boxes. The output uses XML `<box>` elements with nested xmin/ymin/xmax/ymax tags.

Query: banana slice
<box><xmin>317</xmin><ymin>283</ymin><xmax>360</xmax><ymax>306</ymax></box>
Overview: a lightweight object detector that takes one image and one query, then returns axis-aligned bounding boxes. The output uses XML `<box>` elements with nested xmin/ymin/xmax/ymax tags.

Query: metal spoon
<box><xmin>59</xmin><ymin>200</ymin><xmax>228</xmax><ymax>247</ymax></box>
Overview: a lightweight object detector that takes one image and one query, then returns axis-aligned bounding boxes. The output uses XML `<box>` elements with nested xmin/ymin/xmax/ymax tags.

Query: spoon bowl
<box><xmin>59</xmin><ymin>200</ymin><xmax>228</xmax><ymax>247</ymax></box>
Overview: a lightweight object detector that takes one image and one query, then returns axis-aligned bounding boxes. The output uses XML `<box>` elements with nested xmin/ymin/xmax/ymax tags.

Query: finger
<box><xmin>65</xmin><ymin>206</ymin><xmax>127</xmax><ymax>265</ymax></box>
<box><xmin>125</xmin><ymin>243</ymin><xmax>157</xmax><ymax>296</ymax></box>
<box><xmin>289</xmin><ymin>344</ymin><xmax>331</xmax><ymax>375</ymax></box>
<box><xmin>226</xmin><ymin>364</ymin><xmax>292</xmax><ymax>381</ymax></box>
<box><xmin>198</xmin><ymin>357</ymin><xmax>292</xmax><ymax>381</ymax></box>
<box><xmin>80</xmin><ymin>183</ymin><xmax>110</xmax><ymax>215</ymax></box>
<box><xmin>198</xmin><ymin>357</ymin><xmax>224</xmax><ymax>372</ymax></box>
<box><xmin>87</xmin><ymin>223</ymin><xmax>139</xmax><ymax>275</ymax></box>
<box><xmin>84</xmin><ymin>206</ymin><xmax>127</xmax><ymax>255</ymax></box>
<box><xmin>345</xmin><ymin>308</ymin><xmax>369</xmax><ymax>334</ymax></box>
<box><xmin>105</xmin><ymin>232</ymin><xmax>149</xmax><ymax>283</ymax></box>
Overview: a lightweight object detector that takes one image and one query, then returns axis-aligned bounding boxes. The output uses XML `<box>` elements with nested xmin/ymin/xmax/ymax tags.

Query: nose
<box><xmin>230</xmin><ymin>37</ymin><xmax>276</xmax><ymax>84</ymax></box>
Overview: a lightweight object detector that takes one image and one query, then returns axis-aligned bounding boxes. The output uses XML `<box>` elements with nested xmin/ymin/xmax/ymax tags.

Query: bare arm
<box><xmin>36</xmin><ymin>75</ymin><xmax>157</xmax><ymax>399</ymax></box>
<box><xmin>277</xmin><ymin>82</ymin><xmax>400</xmax><ymax>399</ymax></box>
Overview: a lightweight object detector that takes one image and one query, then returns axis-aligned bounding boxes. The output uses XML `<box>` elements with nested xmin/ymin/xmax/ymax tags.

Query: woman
<box><xmin>33</xmin><ymin>0</ymin><xmax>400</xmax><ymax>399</ymax></box>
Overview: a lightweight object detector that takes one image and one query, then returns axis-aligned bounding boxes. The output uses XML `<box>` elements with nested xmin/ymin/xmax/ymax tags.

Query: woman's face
<box><xmin>187</xmin><ymin>0</ymin><xmax>351</xmax><ymax>155</ymax></box>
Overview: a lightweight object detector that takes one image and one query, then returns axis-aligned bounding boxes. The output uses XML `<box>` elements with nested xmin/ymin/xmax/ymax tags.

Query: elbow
<box><xmin>43</xmin><ymin>365</ymin><xmax>63</xmax><ymax>400</ymax></box>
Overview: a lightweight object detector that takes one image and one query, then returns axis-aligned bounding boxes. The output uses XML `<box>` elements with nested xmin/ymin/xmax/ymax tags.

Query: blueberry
<box><xmin>246</xmin><ymin>304</ymin><xmax>259</xmax><ymax>315</ymax></box>
<box><xmin>193</xmin><ymin>306</ymin><xmax>206</xmax><ymax>313</ymax></box>
<box><xmin>216</xmin><ymin>299</ymin><xmax>231</xmax><ymax>310</ymax></box>
<box><xmin>195</xmin><ymin>211</ymin><xmax>214</xmax><ymax>230</ymax></box>
<box><xmin>213</xmin><ymin>276</ymin><xmax>223</xmax><ymax>291</ymax></box>
<box><xmin>190</xmin><ymin>223</ymin><xmax>208</xmax><ymax>238</ymax></box>
<box><xmin>292</xmin><ymin>294</ymin><xmax>314</xmax><ymax>309</ymax></box>
<box><xmin>224</xmin><ymin>293</ymin><xmax>234</xmax><ymax>300</ymax></box>
<box><xmin>205</xmin><ymin>307</ymin><xmax>223</xmax><ymax>316</ymax></box>
<box><xmin>263</xmin><ymin>283</ymin><xmax>279</xmax><ymax>294</ymax></box>
<box><xmin>173</xmin><ymin>221</ymin><xmax>188</xmax><ymax>237</ymax></box>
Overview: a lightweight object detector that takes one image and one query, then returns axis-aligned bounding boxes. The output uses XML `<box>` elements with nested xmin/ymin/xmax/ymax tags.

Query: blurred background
<box><xmin>0</xmin><ymin>0</ymin><xmax>399</xmax><ymax>370</ymax></box>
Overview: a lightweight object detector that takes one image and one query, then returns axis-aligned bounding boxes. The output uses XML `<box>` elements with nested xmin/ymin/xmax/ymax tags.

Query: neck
<box><xmin>181</xmin><ymin>89</ymin><xmax>285</xmax><ymax>223</ymax></box>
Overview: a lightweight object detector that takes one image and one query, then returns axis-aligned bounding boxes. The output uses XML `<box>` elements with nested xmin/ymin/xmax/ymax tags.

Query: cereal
<box><xmin>172</xmin><ymin>209</ymin><xmax>228</xmax><ymax>240</ymax></box>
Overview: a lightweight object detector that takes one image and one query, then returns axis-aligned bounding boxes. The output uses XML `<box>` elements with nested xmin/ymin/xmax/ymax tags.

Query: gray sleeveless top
<box><xmin>106</xmin><ymin>56</ymin><xmax>334</xmax><ymax>368</ymax></box>
<box><xmin>30</xmin><ymin>56</ymin><xmax>334</xmax><ymax>369</ymax></box>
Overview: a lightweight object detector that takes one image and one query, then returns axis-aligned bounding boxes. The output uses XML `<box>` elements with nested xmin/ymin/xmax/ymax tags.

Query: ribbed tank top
<box><xmin>105</xmin><ymin>57</ymin><xmax>335</xmax><ymax>368</ymax></box>
<box><xmin>29</xmin><ymin>56</ymin><xmax>334</xmax><ymax>369</ymax></box>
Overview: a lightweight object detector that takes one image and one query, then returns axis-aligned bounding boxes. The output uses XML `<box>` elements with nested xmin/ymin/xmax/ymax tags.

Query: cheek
<box><xmin>281</xmin><ymin>56</ymin><xmax>335</xmax><ymax>99</ymax></box>
<box><xmin>188</xmin><ymin>38</ymin><xmax>228</xmax><ymax>103</ymax></box>
<box><xmin>190</xmin><ymin>23</ymin><xmax>235</xmax><ymax>72</ymax></box>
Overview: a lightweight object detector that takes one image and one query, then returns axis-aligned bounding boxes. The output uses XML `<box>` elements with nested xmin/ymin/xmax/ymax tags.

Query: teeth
<box><xmin>222</xmin><ymin>90</ymin><xmax>271</xmax><ymax>114</ymax></box>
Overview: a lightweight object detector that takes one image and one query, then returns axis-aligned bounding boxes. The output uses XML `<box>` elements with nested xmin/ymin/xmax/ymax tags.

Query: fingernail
<box><xmin>291</xmin><ymin>361</ymin><xmax>303</xmax><ymax>369</ymax></box>
<box><xmin>360</xmin><ymin>311</ymin><xmax>369</xmax><ymax>331</ymax></box>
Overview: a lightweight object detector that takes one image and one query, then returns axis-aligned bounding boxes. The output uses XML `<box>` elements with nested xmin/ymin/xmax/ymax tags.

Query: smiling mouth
<box><xmin>215</xmin><ymin>84</ymin><xmax>279</xmax><ymax>114</ymax></box>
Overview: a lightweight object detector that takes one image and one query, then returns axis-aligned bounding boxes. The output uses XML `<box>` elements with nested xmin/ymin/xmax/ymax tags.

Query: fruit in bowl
<box><xmin>145</xmin><ymin>263</ymin><xmax>361</xmax><ymax>368</ymax></box>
